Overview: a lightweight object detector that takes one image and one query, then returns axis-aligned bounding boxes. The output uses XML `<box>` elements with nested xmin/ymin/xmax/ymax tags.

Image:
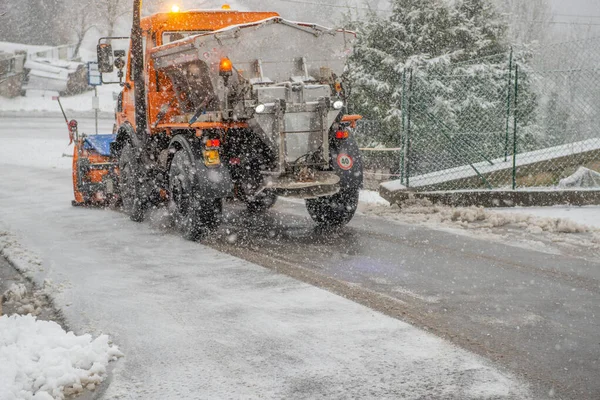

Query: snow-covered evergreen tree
<box><xmin>348</xmin><ymin>0</ymin><xmax>510</xmax><ymax>145</ymax></box>
<box><xmin>345</xmin><ymin>0</ymin><xmax>542</xmax><ymax>177</ymax></box>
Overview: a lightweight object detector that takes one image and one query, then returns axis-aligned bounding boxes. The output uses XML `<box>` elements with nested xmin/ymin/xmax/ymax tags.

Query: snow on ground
<box><xmin>0</xmin><ymin>84</ymin><xmax>118</xmax><ymax>114</ymax></box>
<box><xmin>0</xmin><ymin>314</ymin><xmax>122</xmax><ymax>400</ymax></box>
<box><xmin>361</xmin><ymin>196</ymin><xmax>600</xmax><ymax>261</ymax></box>
<box><xmin>0</xmin><ymin>41</ymin><xmax>54</xmax><ymax>55</ymax></box>
<box><xmin>0</xmin><ymin>118</ymin><xmax>112</xmax><ymax>171</ymax></box>
<box><xmin>0</xmin><ymin>116</ymin><xmax>535</xmax><ymax>398</ymax></box>
<box><xmin>359</xmin><ymin>189</ymin><xmax>390</xmax><ymax>205</ymax></box>
<box><xmin>0</xmin><ymin>231</ymin><xmax>44</xmax><ymax>276</ymax></box>
<box><xmin>498</xmin><ymin>206</ymin><xmax>600</xmax><ymax>230</ymax></box>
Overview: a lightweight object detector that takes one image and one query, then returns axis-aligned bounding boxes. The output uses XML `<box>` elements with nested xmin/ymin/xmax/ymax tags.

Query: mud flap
<box><xmin>329</xmin><ymin>136</ymin><xmax>363</xmax><ymax>191</ymax></box>
<box><xmin>168</xmin><ymin>136</ymin><xmax>233</xmax><ymax>201</ymax></box>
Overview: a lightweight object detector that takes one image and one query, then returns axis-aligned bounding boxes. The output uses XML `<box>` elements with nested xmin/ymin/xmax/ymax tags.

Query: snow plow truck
<box><xmin>93</xmin><ymin>2</ymin><xmax>363</xmax><ymax>239</ymax></box>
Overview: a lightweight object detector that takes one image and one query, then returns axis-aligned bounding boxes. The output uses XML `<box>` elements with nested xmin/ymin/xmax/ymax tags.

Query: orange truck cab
<box><xmin>116</xmin><ymin>10</ymin><xmax>280</xmax><ymax>136</ymax></box>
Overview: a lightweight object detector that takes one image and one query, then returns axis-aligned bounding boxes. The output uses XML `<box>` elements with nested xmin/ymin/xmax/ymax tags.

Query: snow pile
<box><xmin>0</xmin><ymin>231</ymin><xmax>44</xmax><ymax>276</ymax></box>
<box><xmin>442</xmin><ymin>205</ymin><xmax>589</xmax><ymax>233</ymax></box>
<box><xmin>0</xmin><ymin>314</ymin><xmax>123</xmax><ymax>400</ymax></box>
<box><xmin>3</xmin><ymin>284</ymin><xmax>27</xmax><ymax>303</ymax></box>
<box><xmin>359</xmin><ymin>190</ymin><xmax>390</xmax><ymax>205</ymax></box>
<box><xmin>364</xmin><ymin>197</ymin><xmax>593</xmax><ymax>234</ymax></box>
<box><xmin>499</xmin><ymin>206</ymin><xmax>600</xmax><ymax>230</ymax></box>
<box><xmin>558</xmin><ymin>167</ymin><xmax>600</xmax><ymax>188</ymax></box>
<box><xmin>3</xmin><ymin>283</ymin><xmax>49</xmax><ymax>317</ymax></box>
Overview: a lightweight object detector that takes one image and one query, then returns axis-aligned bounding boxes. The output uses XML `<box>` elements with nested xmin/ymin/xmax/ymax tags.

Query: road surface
<box><xmin>2</xmin><ymin>116</ymin><xmax>598</xmax><ymax>399</ymax></box>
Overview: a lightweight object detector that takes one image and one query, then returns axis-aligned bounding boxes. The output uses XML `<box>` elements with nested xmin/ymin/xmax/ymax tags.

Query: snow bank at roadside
<box><xmin>0</xmin><ymin>84</ymin><xmax>118</xmax><ymax>114</ymax></box>
<box><xmin>361</xmin><ymin>197</ymin><xmax>600</xmax><ymax>260</ymax></box>
<box><xmin>3</xmin><ymin>282</ymin><xmax>51</xmax><ymax>317</ymax></box>
<box><xmin>0</xmin><ymin>232</ymin><xmax>44</xmax><ymax>276</ymax></box>
<box><xmin>498</xmin><ymin>206</ymin><xmax>600</xmax><ymax>230</ymax></box>
<box><xmin>0</xmin><ymin>314</ymin><xmax>122</xmax><ymax>400</ymax></box>
<box><xmin>359</xmin><ymin>190</ymin><xmax>390</xmax><ymax>205</ymax></box>
<box><xmin>364</xmin><ymin>197</ymin><xmax>594</xmax><ymax>234</ymax></box>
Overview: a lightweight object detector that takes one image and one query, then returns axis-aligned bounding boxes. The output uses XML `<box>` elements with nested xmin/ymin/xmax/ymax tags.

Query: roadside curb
<box><xmin>380</xmin><ymin>185</ymin><xmax>600</xmax><ymax>208</ymax></box>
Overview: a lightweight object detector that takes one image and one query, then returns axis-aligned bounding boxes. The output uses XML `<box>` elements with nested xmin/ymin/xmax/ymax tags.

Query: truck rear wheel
<box><xmin>119</xmin><ymin>143</ymin><xmax>147</xmax><ymax>222</ymax></box>
<box><xmin>169</xmin><ymin>149</ymin><xmax>222</xmax><ymax>240</ymax></box>
<box><xmin>306</xmin><ymin>187</ymin><xmax>359</xmax><ymax>227</ymax></box>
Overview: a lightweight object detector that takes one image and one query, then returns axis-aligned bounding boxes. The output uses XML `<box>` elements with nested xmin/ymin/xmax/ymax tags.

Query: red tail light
<box><xmin>335</xmin><ymin>130</ymin><xmax>349</xmax><ymax>139</ymax></box>
<box><xmin>206</xmin><ymin>139</ymin><xmax>221</xmax><ymax>148</ymax></box>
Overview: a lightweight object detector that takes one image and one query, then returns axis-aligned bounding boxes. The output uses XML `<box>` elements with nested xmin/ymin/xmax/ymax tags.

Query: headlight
<box><xmin>333</xmin><ymin>100</ymin><xmax>344</xmax><ymax>110</ymax></box>
<box><xmin>255</xmin><ymin>104</ymin><xmax>266</xmax><ymax>113</ymax></box>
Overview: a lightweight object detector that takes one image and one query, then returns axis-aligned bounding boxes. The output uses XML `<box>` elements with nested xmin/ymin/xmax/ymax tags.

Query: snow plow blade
<box><xmin>72</xmin><ymin>134</ymin><xmax>118</xmax><ymax>206</ymax></box>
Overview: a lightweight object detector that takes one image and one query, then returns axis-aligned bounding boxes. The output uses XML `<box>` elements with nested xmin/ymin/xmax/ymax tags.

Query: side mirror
<box><xmin>97</xmin><ymin>43</ymin><xmax>113</xmax><ymax>73</ymax></box>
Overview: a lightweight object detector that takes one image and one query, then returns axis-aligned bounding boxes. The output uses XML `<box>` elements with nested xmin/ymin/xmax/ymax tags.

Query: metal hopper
<box><xmin>151</xmin><ymin>17</ymin><xmax>355</xmax><ymax>195</ymax></box>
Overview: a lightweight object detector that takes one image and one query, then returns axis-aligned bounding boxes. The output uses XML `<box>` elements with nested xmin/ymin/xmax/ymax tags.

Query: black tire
<box><xmin>169</xmin><ymin>149</ymin><xmax>222</xmax><ymax>240</ymax></box>
<box><xmin>245</xmin><ymin>190</ymin><xmax>277</xmax><ymax>214</ymax></box>
<box><xmin>306</xmin><ymin>187</ymin><xmax>359</xmax><ymax>227</ymax></box>
<box><xmin>119</xmin><ymin>143</ymin><xmax>147</xmax><ymax>222</ymax></box>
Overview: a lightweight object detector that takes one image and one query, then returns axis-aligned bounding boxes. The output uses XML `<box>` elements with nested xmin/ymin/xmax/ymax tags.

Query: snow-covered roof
<box><xmin>0</xmin><ymin>41</ymin><xmax>53</xmax><ymax>55</ymax></box>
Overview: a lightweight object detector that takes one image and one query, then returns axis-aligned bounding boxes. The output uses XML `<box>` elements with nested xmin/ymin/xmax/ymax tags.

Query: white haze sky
<box><xmin>90</xmin><ymin>0</ymin><xmax>600</xmax><ymax>54</ymax></box>
<box><xmin>170</xmin><ymin>0</ymin><xmax>600</xmax><ymax>27</ymax></box>
<box><xmin>551</xmin><ymin>0</ymin><xmax>597</xmax><ymax>15</ymax></box>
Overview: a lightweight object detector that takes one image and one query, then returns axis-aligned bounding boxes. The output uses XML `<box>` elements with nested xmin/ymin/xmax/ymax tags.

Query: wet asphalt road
<box><xmin>206</xmin><ymin>199</ymin><xmax>600</xmax><ymax>400</ymax></box>
<box><xmin>2</xmin><ymin>116</ymin><xmax>597</xmax><ymax>398</ymax></box>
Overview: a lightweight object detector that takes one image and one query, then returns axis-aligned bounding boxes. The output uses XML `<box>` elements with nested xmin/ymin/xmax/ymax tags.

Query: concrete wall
<box><xmin>408</xmin><ymin>148</ymin><xmax>600</xmax><ymax>192</ymax></box>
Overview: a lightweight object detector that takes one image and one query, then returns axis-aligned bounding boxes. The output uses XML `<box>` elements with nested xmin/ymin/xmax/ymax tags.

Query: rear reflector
<box><xmin>203</xmin><ymin>149</ymin><xmax>221</xmax><ymax>166</ymax></box>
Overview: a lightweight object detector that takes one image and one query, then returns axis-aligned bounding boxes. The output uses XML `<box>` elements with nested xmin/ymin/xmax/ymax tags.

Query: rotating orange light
<box><xmin>222</xmin><ymin>4</ymin><xmax>231</xmax><ymax>9</ymax></box>
<box><xmin>219</xmin><ymin>57</ymin><xmax>233</xmax><ymax>76</ymax></box>
<box><xmin>171</xmin><ymin>4</ymin><xmax>180</xmax><ymax>12</ymax></box>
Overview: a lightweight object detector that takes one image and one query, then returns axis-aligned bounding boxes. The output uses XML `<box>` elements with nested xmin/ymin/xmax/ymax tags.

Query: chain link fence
<box><xmin>354</xmin><ymin>119</ymin><xmax>403</xmax><ymax>189</ymax></box>
<box><xmin>358</xmin><ymin>37</ymin><xmax>600</xmax><ymax>191</ymax></box>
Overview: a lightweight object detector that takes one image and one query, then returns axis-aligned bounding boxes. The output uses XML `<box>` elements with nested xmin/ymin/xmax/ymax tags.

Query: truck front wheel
<box><xmin>119</xmin><ymin>143</ymin><xmax>147</xmax><ymax>222</ymax></box>
<box><xmin>169</xmin><ymin>149</ymin><xmax>222</xmax><ymax>240</ymax></box>
<box><xmin>306</xmin><ymin>187</ymin><xmax>359</xmax><ymax>227</ymax></box>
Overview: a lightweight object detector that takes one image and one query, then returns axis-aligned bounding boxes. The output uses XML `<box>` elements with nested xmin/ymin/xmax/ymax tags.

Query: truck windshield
<box><xmin>162</xmin><ymin>31</ymin><xmax>208</xmax><ymax>44</ymax></box>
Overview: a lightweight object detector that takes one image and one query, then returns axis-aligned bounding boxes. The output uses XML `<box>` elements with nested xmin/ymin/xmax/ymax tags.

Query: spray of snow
<box><xmin>0</xmin><ymin>314</ymin><xmax>122</xmax><ymax>400</ymax></box>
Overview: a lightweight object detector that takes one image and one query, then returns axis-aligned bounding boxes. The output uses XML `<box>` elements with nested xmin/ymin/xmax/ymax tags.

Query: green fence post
<box><xmin>512</xmin><ymin>64</ymin><xmax>519</xmax><ymax>190</ymax></box>
<box><xmin>405</xmin><ymin>68</ymin><xmax>413</xmax><ymax>188</ymax></box>
<box><xmin>504</xmin><ymin>48</ymin><xmax>513</xmax><ymax>162</ymax></box>
<box><xmin>400</xmin><ymin>69</ymin><xmax>406</xmax><ymax>185</ymax></box>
